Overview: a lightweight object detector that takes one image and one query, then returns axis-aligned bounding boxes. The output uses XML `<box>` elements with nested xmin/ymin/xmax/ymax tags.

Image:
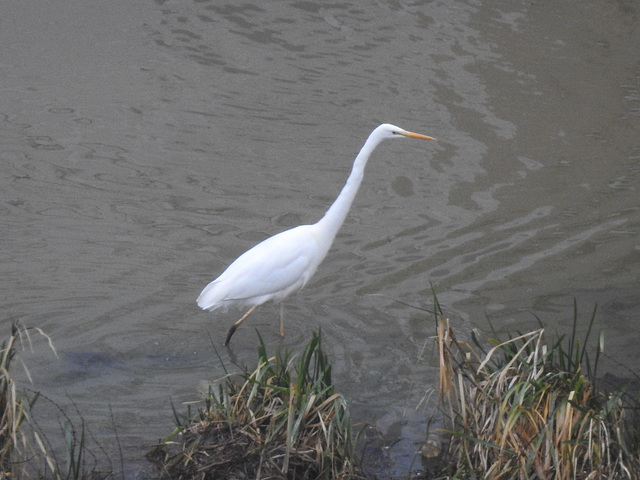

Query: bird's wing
<box><xmin>215</xmin><ymin>225</ymin><xmax>321</xmax><ymax>301</ymax></box>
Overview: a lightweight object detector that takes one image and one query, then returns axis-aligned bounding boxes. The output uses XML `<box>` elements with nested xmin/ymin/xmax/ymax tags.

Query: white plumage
<box><xmin>197</xmin><ymin>123</ymin><xmax>435</xmax><ymax>345</ymax></box>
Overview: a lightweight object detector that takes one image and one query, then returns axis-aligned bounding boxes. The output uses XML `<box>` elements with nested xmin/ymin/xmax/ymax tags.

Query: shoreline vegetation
<box><xmin>2</xmin><ymin>300</ymin><xmax>639</xmax><ymax>479</ymax></box>
<box><xmin>431</xmin><ymin>301</ymin><xmax>640</xmax><ymax>479</ymax></box>
<box><xmin>148</xmin><ymin>331</ymin><xmax>357</xmax><ymax>479</ymax></box>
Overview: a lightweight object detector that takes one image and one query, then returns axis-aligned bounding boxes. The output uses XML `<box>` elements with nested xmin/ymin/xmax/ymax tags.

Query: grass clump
<box><xmin>0</xmin><ymin>323</ymin><xmax>112</xmax><ymax>480</ymax></box>
<box><xmin>433</xmin><ymin>303</ymin><xmax>640</xmax><ymax>479</ymax></box>
<box><xmin>149</xmin><ymin>331</ymin><xmax>360</xmax><ymax>480</ymax></box>
<box><xmin>0</xmin><ymin>322</ymin><xmax>58</xmax><ymax>478</ymax></box>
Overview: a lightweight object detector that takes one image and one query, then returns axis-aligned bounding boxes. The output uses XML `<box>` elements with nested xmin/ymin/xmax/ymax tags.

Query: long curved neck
<box><xmin>314</xmin><ymin>132</ymin><xmax>384</xmax><ymax>243</ymax></box>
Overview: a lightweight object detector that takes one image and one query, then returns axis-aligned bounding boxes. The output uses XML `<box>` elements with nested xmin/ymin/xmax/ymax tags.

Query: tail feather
<box><xmin>197</xmin><ymin>280</ymin><xmax>226</xmax><ymax>311</ymax></box>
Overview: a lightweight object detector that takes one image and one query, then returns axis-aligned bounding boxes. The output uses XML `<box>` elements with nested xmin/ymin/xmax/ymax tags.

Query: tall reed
<box><xmin>434</xmin><ymin>304</ymin><xmax>640</xmax><ymax>479</ymax></box>
<box><xmin>0</xmin><ymin>322</ymin><xmax>57</xmax><ymax>478</ymax></box>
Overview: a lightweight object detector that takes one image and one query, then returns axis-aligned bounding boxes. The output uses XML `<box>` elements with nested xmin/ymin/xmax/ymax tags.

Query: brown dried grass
<box><xmin>433</xmin><ymin>303</ymin><xmax>640</xmax><ymax>479</ymax></box>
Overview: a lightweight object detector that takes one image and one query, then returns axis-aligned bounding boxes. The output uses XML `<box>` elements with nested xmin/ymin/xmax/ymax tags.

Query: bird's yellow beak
<box><xmin>403</xmin><ymin>131</ymin><xmax>436</xmax><ymax>141</ymax></box>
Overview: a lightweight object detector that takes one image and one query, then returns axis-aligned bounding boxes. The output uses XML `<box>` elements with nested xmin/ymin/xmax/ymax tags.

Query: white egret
<box><xmin>198</xmin><ymin>123</ymin><xmax>435</xmax><ymax>345</ymax></box>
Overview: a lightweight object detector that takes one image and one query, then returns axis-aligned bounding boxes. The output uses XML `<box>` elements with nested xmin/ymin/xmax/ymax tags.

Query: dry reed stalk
<box><xmin>434</xmin><ymin>310</ymin><xmax>640</xmax><ymax>480</ymax></box>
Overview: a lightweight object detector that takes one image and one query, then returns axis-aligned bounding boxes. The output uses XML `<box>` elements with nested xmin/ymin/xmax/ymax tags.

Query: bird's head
<box><xmin>375</xmin><ymin>123</ymin><xmax>435</xmax><ymax>141</ymax></box>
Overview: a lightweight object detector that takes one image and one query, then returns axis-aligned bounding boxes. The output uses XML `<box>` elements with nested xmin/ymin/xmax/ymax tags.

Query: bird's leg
<box><xmin>224</xmin><ymin>305</ymin><xmax>257</xmax><ymax>346</ymax></box>
<box><xmin>279</xmin><ymin>304</ymin><xmax>285</xmax><ymax>337</ymax></box>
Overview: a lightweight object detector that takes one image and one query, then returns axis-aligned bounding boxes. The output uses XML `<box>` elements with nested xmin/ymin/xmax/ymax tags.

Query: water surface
<box><xmin>1</xmin><ymin>0</ymin><xmax>638</xmax><ymax>476</ymax></box>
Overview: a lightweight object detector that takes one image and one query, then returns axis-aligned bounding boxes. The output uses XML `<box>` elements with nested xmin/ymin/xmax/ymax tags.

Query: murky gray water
<box><xmin>2</xmin><ymin>0</ymin><xmax>639</xmax><ymax>476</ymax></box>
